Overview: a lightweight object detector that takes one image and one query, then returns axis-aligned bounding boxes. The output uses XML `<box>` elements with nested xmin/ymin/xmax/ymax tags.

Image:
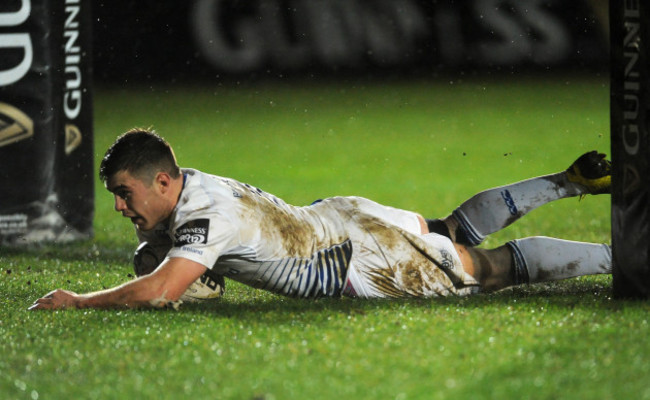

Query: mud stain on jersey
<box><xmin>239</xmin><ymin>192</ymin><xmax>315</xmax><ymax>257</ymax></box>
<box><xmin>352</xmin><ymin>211</ymin><xmax>456</xmax><ymax>297</ymax></box>
<box><xmin>395</xmin><ymin>260</ymin><xmax>428</xmax><ymax>297</ymax></box>
<box><xmin>366</xmin><ymin>267</ymin><xmax>403</xmax><ymax>297</ymax></box>
<box><xmin>395</xmin><ymin>252</ymin><xmax>454</xmax><ymax>297</ymax></box>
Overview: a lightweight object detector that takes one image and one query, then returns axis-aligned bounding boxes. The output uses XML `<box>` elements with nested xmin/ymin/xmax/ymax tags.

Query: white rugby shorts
<box><xmin>323</xmin><ymin>197</ymin><xmax>480</xmax><ymax>298</ymax></box>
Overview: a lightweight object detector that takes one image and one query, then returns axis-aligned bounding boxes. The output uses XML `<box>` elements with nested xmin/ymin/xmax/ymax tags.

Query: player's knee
<box><xmin>463</xmin><ymin>246</ymin><xmax>514</xmax><ymax>291</ymax></box>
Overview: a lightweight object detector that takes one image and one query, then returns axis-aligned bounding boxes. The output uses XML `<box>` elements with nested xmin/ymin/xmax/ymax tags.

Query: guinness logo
<box><xmin>65</xmin><ymin>123</ymin><xmax>82</xmax><ymax>154</ymax></box>
<box><xmin>0</xmin><ymin>102</ymin><xmax>33</xmax><ymax>147</ymax></box>
<box><xmin>174</xmin><ymin>219</ymin><xmax>210</xmax><ymax>246</ymax></box>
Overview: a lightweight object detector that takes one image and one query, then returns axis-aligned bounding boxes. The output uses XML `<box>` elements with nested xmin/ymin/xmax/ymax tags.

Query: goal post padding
<box><xmin>610</xmin><ymin>0</ymin><xmax>650</xmax><ymax>298</ymax></box>
<box><xmin>0</xmin><ymin>0</ymin><xmax>93</xmax><ymax>245</ymax></box>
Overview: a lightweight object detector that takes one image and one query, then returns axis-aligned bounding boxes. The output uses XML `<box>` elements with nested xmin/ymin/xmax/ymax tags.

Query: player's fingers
<box><xmin>28</xmin><ymin>297</ymin><xmax>53</xmax><ymax>311</ymax></box>
<box><xmin>28</xmin><ymin>289</ymin><xmax>77</xmax><ymax>310</ymax></box>
<box><xmin>28</xmin><ymin>290</ymin><xmax>63</xmax><ymax>310</ymax></box>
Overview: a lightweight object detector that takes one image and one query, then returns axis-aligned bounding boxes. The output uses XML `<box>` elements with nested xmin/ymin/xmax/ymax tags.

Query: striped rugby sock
<box><xmin>451</xmin><ymin>172</ymin><xmax>583</xmax><ymax>246</ymax></box>
<box><xmin>507</xmin><ymin>237</ymin><xmax>612</xmax><ymax>285</ymax></box>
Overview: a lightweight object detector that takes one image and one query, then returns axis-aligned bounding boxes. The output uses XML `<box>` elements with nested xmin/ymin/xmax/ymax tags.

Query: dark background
<box><xmin>91</xmin><ymin>0</ymin><xmax>609</xmax><ymax>83</ymax></box>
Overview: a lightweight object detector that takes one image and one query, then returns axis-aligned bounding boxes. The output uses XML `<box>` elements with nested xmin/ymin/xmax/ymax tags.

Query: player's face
<box><xmin>105</xmin><ymin>170</ymin><xmax>169</xmax><ymax>231</ymax></box>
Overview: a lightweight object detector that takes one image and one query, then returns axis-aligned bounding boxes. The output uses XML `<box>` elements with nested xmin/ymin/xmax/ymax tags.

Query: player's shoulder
<box><xmin>180</xmin><ymin>168</ymin><xmax>237</xmax><ymax>205</ymax></box>
<box><xmin>174</xmin><ymin>168</ymin><xmax>243</xmax><ymax>223</ymax></box>
<box><xmin>178</xmin><ymin>167</ymin><xmax>291</xmax><ymax>218</ymax></box>
<box><xmin>170</xmin><ymin>169</ymin><xmax>239</xmax><ymax>241</ymax></box>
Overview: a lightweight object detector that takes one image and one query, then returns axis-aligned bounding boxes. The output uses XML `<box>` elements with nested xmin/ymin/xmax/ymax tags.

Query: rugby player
<box><xmin>30</xmin><ymin>129</ymin><xmax>612</xmax><ymax>310</ymax></box>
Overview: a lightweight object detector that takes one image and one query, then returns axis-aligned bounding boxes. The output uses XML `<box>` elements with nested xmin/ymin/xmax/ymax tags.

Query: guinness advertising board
<box><xmin>0</xmin><ymin>0</ymin><xmax>93</xmax><ymax>244</ymax></box>
<box><xmin>610</xmin><ymin>0</ymin><xmax>650</xmax><ymax>298</ymax></box>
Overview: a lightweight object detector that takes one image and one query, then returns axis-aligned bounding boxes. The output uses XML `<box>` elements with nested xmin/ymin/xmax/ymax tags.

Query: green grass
<box><xmin>3</xmin><ymin>75</ymin><xmax>649</xmax><ymax>400</ymax></box>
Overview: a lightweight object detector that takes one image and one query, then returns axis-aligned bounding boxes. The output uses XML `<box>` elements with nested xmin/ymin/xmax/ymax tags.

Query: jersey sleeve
<box><xmin>166</xmin><ymin>209</ymin><xmax>237</xmax><ymax>269</ymax></box>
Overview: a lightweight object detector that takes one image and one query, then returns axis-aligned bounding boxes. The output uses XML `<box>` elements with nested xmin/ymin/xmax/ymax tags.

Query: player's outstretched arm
<box><xmin>29</xmin><ymin>258</ymin><xmax>207</xmax><ymax>310</ymax></box>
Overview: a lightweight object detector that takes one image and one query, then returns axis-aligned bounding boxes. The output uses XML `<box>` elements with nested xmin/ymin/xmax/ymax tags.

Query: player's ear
<box><xmin>154</xmin><ymin>172</ymin><xmax>172</xmax><ymax>193</ymax></box>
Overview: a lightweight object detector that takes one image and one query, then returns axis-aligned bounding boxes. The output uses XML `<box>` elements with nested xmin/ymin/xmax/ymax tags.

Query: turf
<box><xmin>3</xmin><ymin>75</ymin><xmax>649</xmax><ymax>400</ymax></box>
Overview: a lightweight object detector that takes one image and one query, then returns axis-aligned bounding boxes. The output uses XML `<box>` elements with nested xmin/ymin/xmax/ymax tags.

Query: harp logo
<box><xmin>65</xmin><ymin>124</ymin><xmax>82</xmax><ymax>154</ymax></box>
<box><xmin>0</xmin><ymin>102</ymin><xmax>33</xmax><ymax>147</ymax></box>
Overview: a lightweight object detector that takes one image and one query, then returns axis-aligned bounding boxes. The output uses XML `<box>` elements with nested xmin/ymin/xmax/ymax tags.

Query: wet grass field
<box><xmin>3</xmin><ymin>75</ymin><xmax>649</xmax><ymax>399</ymax></box>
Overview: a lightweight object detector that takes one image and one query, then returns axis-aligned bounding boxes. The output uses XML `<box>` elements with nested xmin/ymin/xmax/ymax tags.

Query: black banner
<box><xmin>92</xmin><ymin>0</ymin><xmax>608</xmax><ymax>82</ymax></box>
<box><xmin>0</xmin><ymin>0</ymin><xmax>94</xmax><ymax>244</ymax></box>
<box><xmin>610</xmin><ymin>0</ymin><xmax>650</xmax><ymax>298</ymax></box>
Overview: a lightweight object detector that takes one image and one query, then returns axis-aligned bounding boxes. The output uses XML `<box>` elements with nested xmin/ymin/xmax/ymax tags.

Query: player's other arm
<box><xmin>29</xmin><ymin>258</ymin><xmax>206</xmax><ymax>310</ymax></box>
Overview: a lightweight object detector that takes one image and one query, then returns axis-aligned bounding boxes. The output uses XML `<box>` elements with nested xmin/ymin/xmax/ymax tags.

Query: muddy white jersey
<box><xmin>137</xmin><ymin>168</ymin><xmax>353</xmax><ymax>298</ymax></box>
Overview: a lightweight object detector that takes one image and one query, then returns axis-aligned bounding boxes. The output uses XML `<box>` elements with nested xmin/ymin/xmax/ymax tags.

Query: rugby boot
<box><xmin>566</xmin><ymin>151</ymin><xmax>611</xmax><ymax>195</ymax></box>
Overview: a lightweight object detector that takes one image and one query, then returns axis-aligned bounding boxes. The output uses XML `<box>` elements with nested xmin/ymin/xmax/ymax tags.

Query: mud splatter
<box><xmin>536</xmin><ymin>261</ymin><xmax>582</xmax><ymax>283</ymax></box>
<box><xmin>352</xmin><ymin>211</ymin><xmax>462</xmax><ymax>297</ymax></box>
<box><xmin>366</xmin><ymin>267</ymin><xmax>403</xmax><ymax>298</ymax></box>
<box><xmin>239</xmin><ymin>192</ymin><xmax>314</xmax><ymax>257</ymax></box>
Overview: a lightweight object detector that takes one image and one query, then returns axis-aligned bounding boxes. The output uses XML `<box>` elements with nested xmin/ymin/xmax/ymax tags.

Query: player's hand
<box><xmin>29</xmin><ymin>289</ymin><xmax>80</xmax><ymax>310</ymax></box>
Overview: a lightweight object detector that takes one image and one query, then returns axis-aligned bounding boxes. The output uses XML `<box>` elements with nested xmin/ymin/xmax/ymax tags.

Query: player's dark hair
<box><xmin>99</xmin><ymin>128</ymin><xmax>181</xmax><ymax>184</ymax></box>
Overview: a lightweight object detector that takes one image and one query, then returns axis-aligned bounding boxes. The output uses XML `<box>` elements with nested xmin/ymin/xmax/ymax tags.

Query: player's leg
<box><xmin>427</xmin><ymin>151</ymin><xmax>611</xmax><ymax>246</ymax></box>
<box><xmin>455</xmin><ymin>237</ymin><xmax>612</xmax><ymax>292</ymax></box>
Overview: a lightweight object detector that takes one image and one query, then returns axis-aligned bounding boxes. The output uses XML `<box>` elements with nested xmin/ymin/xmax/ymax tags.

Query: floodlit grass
<box><xmin>3</xmin><ymin>75</ymin><xmax>649</xmax><ymax>400</ymax></box>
